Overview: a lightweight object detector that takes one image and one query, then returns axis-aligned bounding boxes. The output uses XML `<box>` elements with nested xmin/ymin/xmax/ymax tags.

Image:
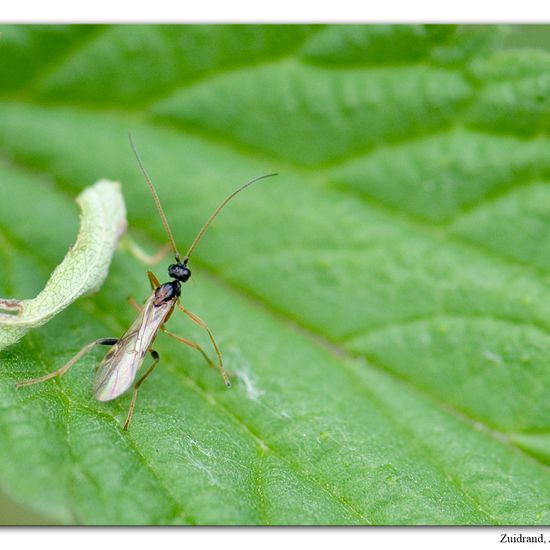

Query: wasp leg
<box><xmin>16</xmin><ymin>338</ymin><xmax>118</xmax><ymax>389</ymax></box>
<box><xmin>123</xmin><ymin>235</ymin><xmax>172</xmax><ymax>266</ymax></box>
<box><xmin>161</xmin><ymin>326</ymin><xmax>215</xmax><ymax>369</ymax></box>
<box><xmin>123</xmin><ymin>349</ymin><xmax>160</xmax><ymax>431</ymax></box>
<box><xmin>176</xmin><ymin>302</ymin><xmax>230</xmax><ymax>387</ymax></box>
<box><xmin>147</xmin><ymin>271</ymin><xmax>161</xmax><ymax>291</ymax></box>
<box><xmin>128</xmin><ymin>296</ymin><xmax>142</xmax><ymax>313</ymax></box>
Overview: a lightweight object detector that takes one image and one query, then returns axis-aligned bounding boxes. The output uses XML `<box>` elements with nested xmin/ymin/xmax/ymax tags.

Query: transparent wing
<box><xmin>93</xmin><ymin>295</ymin><xmax>174</xmax><ymax>401</ymax></box>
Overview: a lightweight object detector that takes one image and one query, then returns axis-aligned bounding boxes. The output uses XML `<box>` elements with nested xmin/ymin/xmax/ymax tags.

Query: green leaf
<box><xmin>1</xmin><ymin>24</ymin><xmax>550</xmax><ymax>525</ymax></box>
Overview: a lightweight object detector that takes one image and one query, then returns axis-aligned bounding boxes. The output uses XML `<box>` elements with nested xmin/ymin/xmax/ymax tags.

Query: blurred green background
<box><xmin>1</xmin><ymin>23</ymin><xmax>550</xmax><ymax>525</ymax></box>
<box><xmin>505</xmin><ymin>24</ymin><xmax>550</xmax><ymax>50</ymax></box>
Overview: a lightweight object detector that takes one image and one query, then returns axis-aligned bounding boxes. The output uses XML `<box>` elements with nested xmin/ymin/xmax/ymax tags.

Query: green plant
<box><xmin>0</xmin><ymin>24</ymin><xmax>549</xmax><ymax>525</ymax></box>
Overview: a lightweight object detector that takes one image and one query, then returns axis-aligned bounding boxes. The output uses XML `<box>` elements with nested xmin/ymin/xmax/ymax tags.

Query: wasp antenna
<box><xmin>128</xmin><ymin>134</ymin><xmax>181</xmax><ymax>262</ymax></box>
<box><xmin>183</xmin><ymin>173</ymin><xmax>277</xmax><ymax>264</ymax></box>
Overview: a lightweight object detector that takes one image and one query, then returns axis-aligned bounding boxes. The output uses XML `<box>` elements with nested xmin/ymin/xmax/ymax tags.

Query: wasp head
<box><xmin>168</xmin><ymin>262</ymin><xmax>191</xmax><ymax>283</ymax></box>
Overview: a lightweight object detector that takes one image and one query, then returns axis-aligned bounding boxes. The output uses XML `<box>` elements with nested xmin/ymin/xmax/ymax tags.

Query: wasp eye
<box><xmin>168</xmin><ymin>263</ymin><xmax>191</xmax><ymax>282</ymax></box>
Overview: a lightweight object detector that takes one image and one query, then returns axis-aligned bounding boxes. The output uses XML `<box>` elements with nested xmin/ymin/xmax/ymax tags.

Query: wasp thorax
<box><xmin>154</xmin><ymin>280</ymin><xmax>181</xmax><ymax>305</ymax></box>
<box><xmin>168</xmin><ymin>263</ymin><xmax>191</xmax><ymax>282</ymax></box>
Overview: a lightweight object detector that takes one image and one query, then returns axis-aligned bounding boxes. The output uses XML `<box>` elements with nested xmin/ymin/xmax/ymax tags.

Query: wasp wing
<box><xmin>93</xmin><ymin>295</ymin><xmax>174</xmax><ymax>401</ymax></box>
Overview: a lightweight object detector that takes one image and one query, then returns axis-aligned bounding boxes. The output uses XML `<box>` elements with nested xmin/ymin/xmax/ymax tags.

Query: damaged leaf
<box><xmin>0</xmin><ymin>180</ymin><xmax>127</xmax><ymax>350</ymax></box>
